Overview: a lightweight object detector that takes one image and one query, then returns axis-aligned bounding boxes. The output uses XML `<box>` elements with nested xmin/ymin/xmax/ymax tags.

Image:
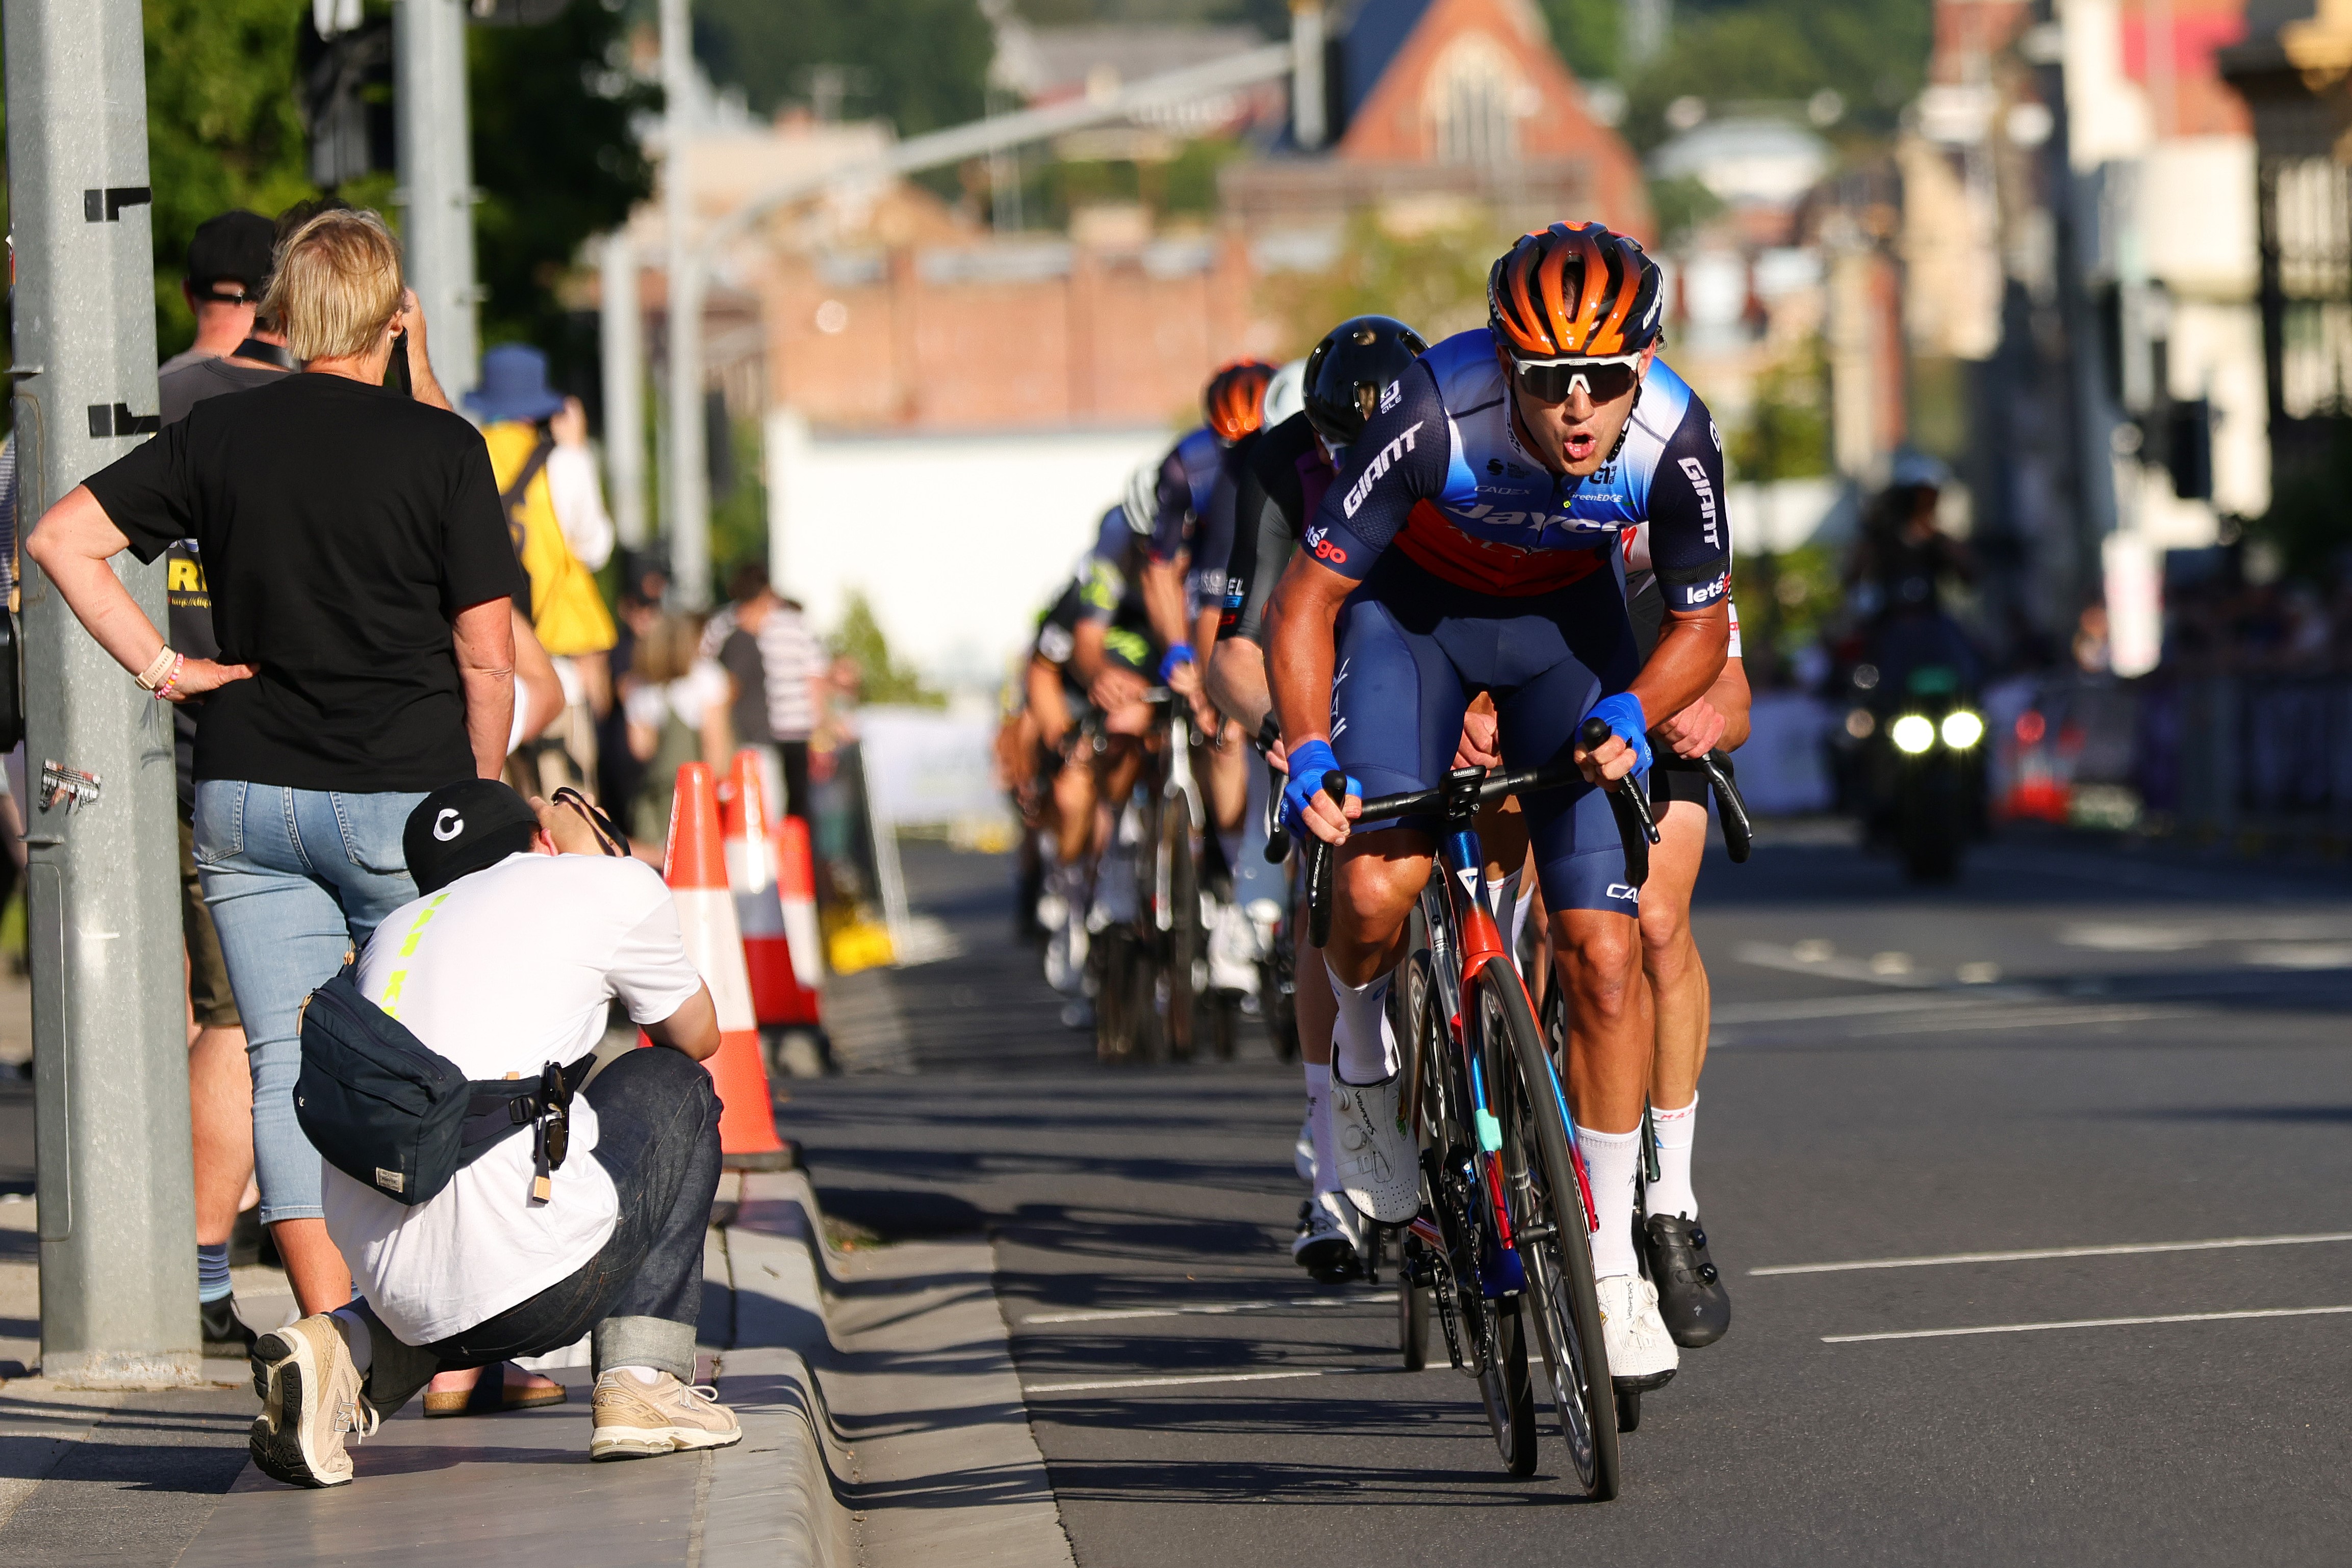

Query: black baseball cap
<box><xmin>185</xmin><ymin>210</ymin><xmax>276</xmax><ymax>303</ymax></box>
<box><xmin>403</xmin><ymin>781</ymin><xmax>541</xmax><ymax>895</ymax></box>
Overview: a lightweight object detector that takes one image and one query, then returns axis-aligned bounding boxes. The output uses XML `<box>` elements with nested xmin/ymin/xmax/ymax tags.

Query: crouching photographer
<box><xmin>247</xmin><ymin>781</ymin><xmax>736</xmax><ymax>1489</ymax></box>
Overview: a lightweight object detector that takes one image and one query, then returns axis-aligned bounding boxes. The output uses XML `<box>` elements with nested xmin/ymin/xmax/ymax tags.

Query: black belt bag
<box><xmin>295</xmin><ymin>966</ymin><xmax>594</xmax><ymax>1207</ymax></box>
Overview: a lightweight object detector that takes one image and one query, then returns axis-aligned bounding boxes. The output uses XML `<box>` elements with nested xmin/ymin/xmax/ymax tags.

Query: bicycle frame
<box><xmin>1407</xmin><ymin>766</ymin><xmax>1600</xmax><ymax>1276</ymax></box>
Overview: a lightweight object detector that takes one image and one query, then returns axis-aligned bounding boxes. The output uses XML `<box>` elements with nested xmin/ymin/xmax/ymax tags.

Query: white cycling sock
<box><xmin>1304</xmin><ymin>1063</ymin><xmax>1338</xmax><ymax>1195</ymax></box>
<box><xmin>1512</xmin><ymin>884</ymin><xmax>1536</xmax><ymax>957</ymax></box>
<box><xmin>1328</xmin><ymin>970</ymin><xmax>1398</xmax><ymax>1085</ymax></box>
<box><xmin>1484</xmin><ymin>868</ymin><xmax>1520</xmax><ymax>929</ymax></box>
<box><xmin>327</xmin><ymin>1306</ymin><xmax>373</xmax><ymax>1375</ymax></box>
<box><xmin>605</xmin><ymin>1364</ymin><xmax>666</xmax><ymax>1385</ymax></box>
<box><xmin>1576</xmin><ymin>1123</ymin><xmax>1642</xmax><ymax>1279</ymax></box>
<box><xmin>1647</xmin><ymin>1094</ymin><xmax>1699</xmax><ymax>1221</ymax></box>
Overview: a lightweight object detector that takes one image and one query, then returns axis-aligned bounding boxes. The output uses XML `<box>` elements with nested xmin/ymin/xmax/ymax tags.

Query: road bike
<box><xmin>1094</xmin><ymin>689</ymin><xmax>1244</xmax><ymax>1063</ymax></box>
<box><xmin>1300</xmin><ymin>720</ymin><xmax>1643</xmax><ymax>1498</ymax></box>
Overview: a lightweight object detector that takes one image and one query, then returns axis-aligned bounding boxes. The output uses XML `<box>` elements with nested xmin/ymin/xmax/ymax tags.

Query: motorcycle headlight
<box><xmin>1940</xmin><ymin>710</ymin><xmax>1984</xmax><ymax>749</ymax></box>
<box><xmin>1890</xmin><ymin>714</ymin><xmax>1936</xmax><ymax>755</ymax></box>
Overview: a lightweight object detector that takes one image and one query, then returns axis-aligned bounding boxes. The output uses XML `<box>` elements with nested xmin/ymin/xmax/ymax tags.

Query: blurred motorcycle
<box><xmin>1834</xmin><ymin>619</ymin><xmax>1987</xmax><ymax>882</ymax></box>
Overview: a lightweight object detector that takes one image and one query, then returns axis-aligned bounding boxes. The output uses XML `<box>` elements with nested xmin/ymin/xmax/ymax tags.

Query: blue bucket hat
<box><xmin>465</xmin><ymin>343</ymin><xmax>567</xmax><ymax>424</ymax></box>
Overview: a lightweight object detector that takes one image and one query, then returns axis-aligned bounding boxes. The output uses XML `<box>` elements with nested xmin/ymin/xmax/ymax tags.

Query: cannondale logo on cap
<box><xmin>433</xmin><ymin>809</ymin><xmax>464</xmax><ymax>841</ymax></box>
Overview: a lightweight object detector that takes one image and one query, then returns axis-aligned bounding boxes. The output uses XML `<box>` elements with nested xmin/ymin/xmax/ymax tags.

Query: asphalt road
<box><xmin>790</xmin><ymin>831</ymin><xmax>2352</xmax><ymax>1566</ymax></box>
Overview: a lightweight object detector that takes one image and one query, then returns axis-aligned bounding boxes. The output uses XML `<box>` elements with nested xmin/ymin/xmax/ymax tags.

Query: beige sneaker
<box><xmin>590</xmin><ymin>1369</ymin><xmax>743</xmax><ymax>1461</ymax></box>
<box><xmin>250</xmin><ymin>1315</ymin><xmax>377</xmax><ymax>1488</ymax></box>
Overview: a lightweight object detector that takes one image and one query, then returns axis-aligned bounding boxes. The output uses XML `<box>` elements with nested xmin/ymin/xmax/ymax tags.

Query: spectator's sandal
<box><xmin>422</xmin><ymin>1363</ymin><xmax>571</xmax><ymax>1418</ymax></box>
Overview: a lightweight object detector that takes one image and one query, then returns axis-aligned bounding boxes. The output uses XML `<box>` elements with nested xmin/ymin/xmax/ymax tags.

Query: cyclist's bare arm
<box><xmin>1071</xmin><ymin>618</ymin><xmax>1147</xmax><ymax>712</ymax></box>
<box><xmin>1267</xmin><ymin>551</ymin><xmax>1362</xmax><ymax>845</ymax></box>
<box><xmin>1027</xmin><ymin>655</ymin><xmax>1074</xmax><ymax>750</ymax></box>
<box><xmin>1207</xmin><ymin>635</ymin><xmax>1271</xmax><ymax>740</ymax></box>
<box><xmin>1656</xmin><ymin>655</ymin><xmax>1750</xmax><ymax>759</ymax></box>
<box><xmin>1140</xmin><ymin>555</ymin><xmax>1198</xmax><ymax>691</ymax></box>
<box><xmin>1577</xmin><ymin>601</ymin><xmax>1730</xmax><ymax>784</ymax></box>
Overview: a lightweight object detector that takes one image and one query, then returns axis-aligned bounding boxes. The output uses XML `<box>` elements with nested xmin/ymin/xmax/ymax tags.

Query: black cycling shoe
<box><xmin>1642</xmin><ymin>1213</ymin><xmax>1730</xmax><ymax>1348</ymax></box>
<box><xmin>200</xmin><ymin>1295</ymin><xmax>259</xmax><ymax>1359</ymax></box>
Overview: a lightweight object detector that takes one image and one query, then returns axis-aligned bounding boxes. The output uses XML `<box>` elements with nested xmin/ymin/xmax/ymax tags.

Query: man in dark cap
<box><xmin>160</xmin><ymin>209</ymin><xmax>288</xmax><ymax>383</ymax></box>
<box><xmin>246</xmin><ymin>782</ymin><xmax>736</xmax><ymax>1489</ymax></box>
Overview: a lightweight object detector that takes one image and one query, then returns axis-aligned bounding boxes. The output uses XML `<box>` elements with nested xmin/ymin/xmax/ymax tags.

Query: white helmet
<box><xmin>1263</xmin><ymin>357</ymin><xmax>1308</xmax><ymax>428</ymax></box>
<box><xmin>1121</xmin><ymin>456</ymin><xmax>1163</xmax><ymax>535</ymax></box>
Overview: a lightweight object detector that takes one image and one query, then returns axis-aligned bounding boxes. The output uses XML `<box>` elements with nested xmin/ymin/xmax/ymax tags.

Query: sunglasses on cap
<box><xmin>1509</xmin><ymin>353</ymin><xmax>1644</xmax><ymax>405</ymax></box>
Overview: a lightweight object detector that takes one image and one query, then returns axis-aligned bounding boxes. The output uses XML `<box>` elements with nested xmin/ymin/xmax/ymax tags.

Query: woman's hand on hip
<box><xmin>163</xmin><ymin>658</ymin><xmax>258</xmax><ymax>702</ymax></box>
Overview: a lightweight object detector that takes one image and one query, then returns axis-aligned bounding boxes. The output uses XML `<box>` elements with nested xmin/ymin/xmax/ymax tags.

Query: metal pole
<box><xmin>599</xmin><ymin>234</ymin><xmax>646</xmax><ymax>548</ymax></box>
<box><xmin>4</xmin><ymin>0</ymin><xmax>199</xmax><ymax>1387</ymax></box>
<box><xmin>660</xmin><ymin>0</ymin><xmax>709</xmax><ymax>608</ymax></box>
<box><xmin>1289</xmin><ymin>1</ymin><xmax>1324</xmax><ymax>151</ymax></box>
<box><xmin>395</xmin><ymin>0</ymin><xmax>481</xmax><ymax>401</ymax></box>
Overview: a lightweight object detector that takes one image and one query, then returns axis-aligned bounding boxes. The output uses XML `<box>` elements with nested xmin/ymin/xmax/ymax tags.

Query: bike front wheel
<box><xmin>1478</xmin><ymin>965</ymin><xmax>1621</xmax><ymax>1501</ymax></box>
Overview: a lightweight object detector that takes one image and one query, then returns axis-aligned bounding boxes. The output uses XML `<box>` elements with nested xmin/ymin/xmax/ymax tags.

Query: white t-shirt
<box><xmin>324</xmin><ymin>852</ymin><xmax>704</xmax><ymax>1346</ymax></box>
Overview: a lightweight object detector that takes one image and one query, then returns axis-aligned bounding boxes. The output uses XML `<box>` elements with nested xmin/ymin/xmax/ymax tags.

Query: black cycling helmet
<box><xmin>1302</xmin><ymin>315</ymin><xmax>1429</xmax><ymax>449</ymax></box>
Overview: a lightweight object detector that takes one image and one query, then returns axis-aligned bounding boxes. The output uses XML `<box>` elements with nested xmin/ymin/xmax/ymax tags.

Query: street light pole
<box><xmin>659</xmin><ymin>0</ymin><xmax>709</xmax><ymax>608</ymax></box>
<box><xmin>4</xmin><ymin>0</ymin><xmax>200</xmax><ymax>1387</ymax></box>
<box><xmin>600</xmin><ymin>234</ymin><xmax>647</xmax><ymax>548</ymax></box>
<box><xmin>394</xmin><ymin>0</ymin><xmax>481</xmax><ymax>402</ymax></box>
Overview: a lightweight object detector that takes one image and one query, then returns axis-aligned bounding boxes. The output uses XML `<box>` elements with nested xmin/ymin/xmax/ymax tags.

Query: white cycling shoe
<box><xmin>1292</xmin><ymin>1192</ymin><xmax>1363</xmax><ymax>1281</ymax></box>
<box><xmin>1331</xmin><ymin>1073</ymin><xmax>1419</xmax><ymax>1224</ymax></box>
<box><xmin>1597</xmin><ymin>1273</ymin><xmax>1680</xmax><ymax>1390</ymax></box>
<box><xmin>1207</xmin><ymin>899</ymin><xmax>1261</xmax><ymax>994</ymax></box>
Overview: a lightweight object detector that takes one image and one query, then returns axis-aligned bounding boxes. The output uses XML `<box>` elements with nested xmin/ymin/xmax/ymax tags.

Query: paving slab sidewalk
<box><xmin>0</xmin><ymin>1171</ymin><xmax>1067</xmax><ymax>1567</ymax></box>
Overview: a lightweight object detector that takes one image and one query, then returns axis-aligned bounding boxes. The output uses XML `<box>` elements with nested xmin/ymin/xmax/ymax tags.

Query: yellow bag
<box><xmin>483</xmin><ymin>422</ymin><xmax>617</xmax><ymax>658</ymax></box>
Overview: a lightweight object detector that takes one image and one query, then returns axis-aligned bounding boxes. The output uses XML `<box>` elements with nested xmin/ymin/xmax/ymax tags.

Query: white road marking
<box><xmin>1844</xmin><ymin>1005</ymin><xmax>2169</xmax><ymax>1036</ymax></box>
<box><xmin>1753</xmin><ymin>1230</ymin><xmax>2352</xmax><ymax>1277</ymax></box>
<box><xmin>1712</xmin><ymin>993</ymin><xmax>1986</xmax><ymax>1025</ymax></box>
<box><xmin>1026</xmin><ymin>1368</ymin><xmax>1342</xmax><ymax>1394</ymax></box>
<box><xmin>1824</xmin><ymin>1303</ymin><xmax>2352</xmax><ymax>1344</ymax></box>
<box><xmin>1735</xmin><ymin>942</ymin><xmax>1934</xmax><ymax>989</ymax></box>
<box><xmin>1022</xmin><ymin>1293</ymin><xmax>1396</xmax><ymax>1326</ymax></box>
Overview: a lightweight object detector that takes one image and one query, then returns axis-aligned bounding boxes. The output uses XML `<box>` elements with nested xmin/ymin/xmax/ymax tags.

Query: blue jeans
<box><xmin>193</xmin><ymin>782</ymin><xmax>429</xmax><ymax>1225</ymax></box>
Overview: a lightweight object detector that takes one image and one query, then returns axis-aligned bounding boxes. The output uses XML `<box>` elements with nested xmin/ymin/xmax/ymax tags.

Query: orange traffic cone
<box><xmin>662</xmin><ymin>761</ymin><xmax>792</xmax><ymax>1169</ymax></box>
<box><xmin>772</xmin><ymin>813</ymin><xmax>826</xmax><ymax>1001</ymax></box>
<box><xmin>722</xmin><ymin>749</ymin><xmax>818</xmax><ymax>1027</ymax></box>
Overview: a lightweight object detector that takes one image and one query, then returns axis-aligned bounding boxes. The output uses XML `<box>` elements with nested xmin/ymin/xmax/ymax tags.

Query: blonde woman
<box><xmin>25</xmin><ymin>208</ymin><xmax>522</xmax><ymax>1322</ymax></box>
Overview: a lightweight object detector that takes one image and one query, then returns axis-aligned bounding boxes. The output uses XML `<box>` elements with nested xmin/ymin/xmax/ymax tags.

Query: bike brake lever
<box><xmin>1306</xmin><ymin>770</ymin><xmax>1345</xmax><ymax>948</ymax></box>
<box><xmin>1264</xmin><ymin>760</ymin><xmax>1292</xmax><ymax>863</ymax></box>
<box><xmin>1695</xmin><ymin>749</ymin><xmax>1752</xmax><ymax>864</ymax></box>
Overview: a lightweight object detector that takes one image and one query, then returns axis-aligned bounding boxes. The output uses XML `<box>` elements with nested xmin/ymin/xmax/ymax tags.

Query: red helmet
<box><xmin>1487</xmin><ymin>221</ymin><xmax>1664</xmax><ymax>359</ymax></box>
<box><xmin>1203</xmin><ymin>359</ymin><xmax>1276</xmax><ymax>443</ymax></box>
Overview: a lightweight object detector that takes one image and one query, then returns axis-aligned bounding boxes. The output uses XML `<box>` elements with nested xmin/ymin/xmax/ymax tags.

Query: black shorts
<box><xmin>1649</xmin><ymin>757</ymin><xmax>1712</xmax><ymax>809</ymax></box>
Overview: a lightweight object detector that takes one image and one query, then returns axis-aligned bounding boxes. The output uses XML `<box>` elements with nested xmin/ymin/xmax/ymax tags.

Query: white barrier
<box><xmin>1736</xmin><ymin>692</ymin><xmax>1836</xmax><ymax>815</ymax></box>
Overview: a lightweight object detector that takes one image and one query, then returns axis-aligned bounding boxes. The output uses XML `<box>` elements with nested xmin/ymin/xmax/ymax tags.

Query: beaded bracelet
<box><xmin>151</xmin><ymin>654</ymin><xmax>186</xmax><ymax>699</ymax></box>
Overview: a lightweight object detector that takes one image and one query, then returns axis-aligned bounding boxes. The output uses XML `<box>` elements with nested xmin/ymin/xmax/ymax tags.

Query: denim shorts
<box><xmin>194</xmin><ymin>782</ymin><xmax>430</xmax><ymax>1224</ymax></box>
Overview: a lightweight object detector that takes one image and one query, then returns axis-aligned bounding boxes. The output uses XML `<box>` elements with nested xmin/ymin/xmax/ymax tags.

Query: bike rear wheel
<box><xmin>1093</xmin><ymin>926</ymin><xmax>1142</xmax><ymax>1064</ymax></box>
<box><xmin>1478</xmin><ymin>966</ymin><xmax>1621</xmax><ymax>1500</ymax></box>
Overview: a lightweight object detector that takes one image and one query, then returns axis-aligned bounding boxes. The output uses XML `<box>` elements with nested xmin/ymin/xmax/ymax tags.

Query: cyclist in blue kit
<box><xmin>1268</xmin><ymin>221</ymin><xmax>1731</xmax><ymax>1390</ymax></box>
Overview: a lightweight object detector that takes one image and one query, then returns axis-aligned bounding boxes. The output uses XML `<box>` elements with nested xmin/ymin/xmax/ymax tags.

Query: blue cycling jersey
<box><xmin>1307</xmin><ymin>327</ymin><xmax>1731</xmax><ymax>613</ymax></box>
<box><xmin>1145</xmin><ymin>426</ymin><xmax>1225</xmax><ymax>564</ymax></box>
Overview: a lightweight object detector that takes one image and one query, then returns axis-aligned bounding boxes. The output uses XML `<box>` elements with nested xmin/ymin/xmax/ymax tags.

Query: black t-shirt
<box><xmin>86</xmin><ymin>373</ymin><xmax>525</xmax><ymax>793</ymax></box>
<box><xmin>718</xmin><ymin>626</ymin><xmax>772</xmax><ymax>745</ymax></box>
<box><xmin>157</xmin><ymin>353</ymin><xmax>290</xmax><ymax>810</ymax></box>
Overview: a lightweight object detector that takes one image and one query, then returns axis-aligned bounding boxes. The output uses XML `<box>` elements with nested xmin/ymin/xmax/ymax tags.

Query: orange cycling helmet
<box><xmin>1487</xmin><ymin>221</ymin><xmax>1664</xmax><ymax>359</ymax></box>
<box><xmin>1203</xmin><ymin>359</ymin><xmax>1277</xmax><ymax>443</ymax></box>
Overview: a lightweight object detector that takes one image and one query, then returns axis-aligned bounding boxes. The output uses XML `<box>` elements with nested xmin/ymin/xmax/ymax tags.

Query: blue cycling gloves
<box><xmin>1584</xmin><ymin>692</ymin><xmax>1653</xmax><ymax>779</ymax></box>
<box><xmin>1158</xmin><ymin>644</ymin><xmax>1195</xmax><ymax>682</ymax></box>
<box><xmin>1280</xmin><ymin>739</ymin><xmax>1360</xmax><ymax>837</ymax></box>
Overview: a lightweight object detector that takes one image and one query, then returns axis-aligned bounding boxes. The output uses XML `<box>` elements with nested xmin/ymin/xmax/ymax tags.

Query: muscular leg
<box><xmin>1051</xmin><ymin>750</ymin><xmax>1095</xmax><ymax>867</ymax></box>
<box><xmin>1640</xmin><ymin>801</ymin><xmax>1711</xmax><ymax>1114</ymax></box>
<box><xmin>189</xmin><ymin>1025</ymin><xmax>253</xmax><ymax>1247</ymax></box>
<box><xmin>1552</xmin><ymin>907</ymin><xmax>1652</xmax><ymax>1137</ymax></box>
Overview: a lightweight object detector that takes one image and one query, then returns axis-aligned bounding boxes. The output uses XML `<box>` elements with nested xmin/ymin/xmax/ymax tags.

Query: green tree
<box><xmin>1729</xmin><ymin>343</ymin><xmax>1831</xmax><ymax>481</ymax></box>
<box><xmin>1623</xmin><ymin>0</ymin><xmax>1932</xmax><ymax>151</ymax></box>
<box><xmin>1259</xmin><ymin>210</ymin><xmax>1510</xmax><ymax>357</ymax></box>
<box><xmin>692</xmin><ymin>0</ymin><xmax>991</xmax><ymax>137</ymax></box>
<box><xmin>1539</xmin><ymin>0</ymin><xmax>1620</xmax><ymax>85</ymax></box>
<box><xmin>143</xmin><ymin>0</ymin><xmax>317</xmax><ymax>359</ymax></box>
<box><xmin>471</xmin><ymin>0</ymin><xmax>658</xmax><ymax>367</ymax></box>
<box><xmin>828</xmin><ymin>590</ymin><xmax>943</xmax><ymax>708</ymax></box>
